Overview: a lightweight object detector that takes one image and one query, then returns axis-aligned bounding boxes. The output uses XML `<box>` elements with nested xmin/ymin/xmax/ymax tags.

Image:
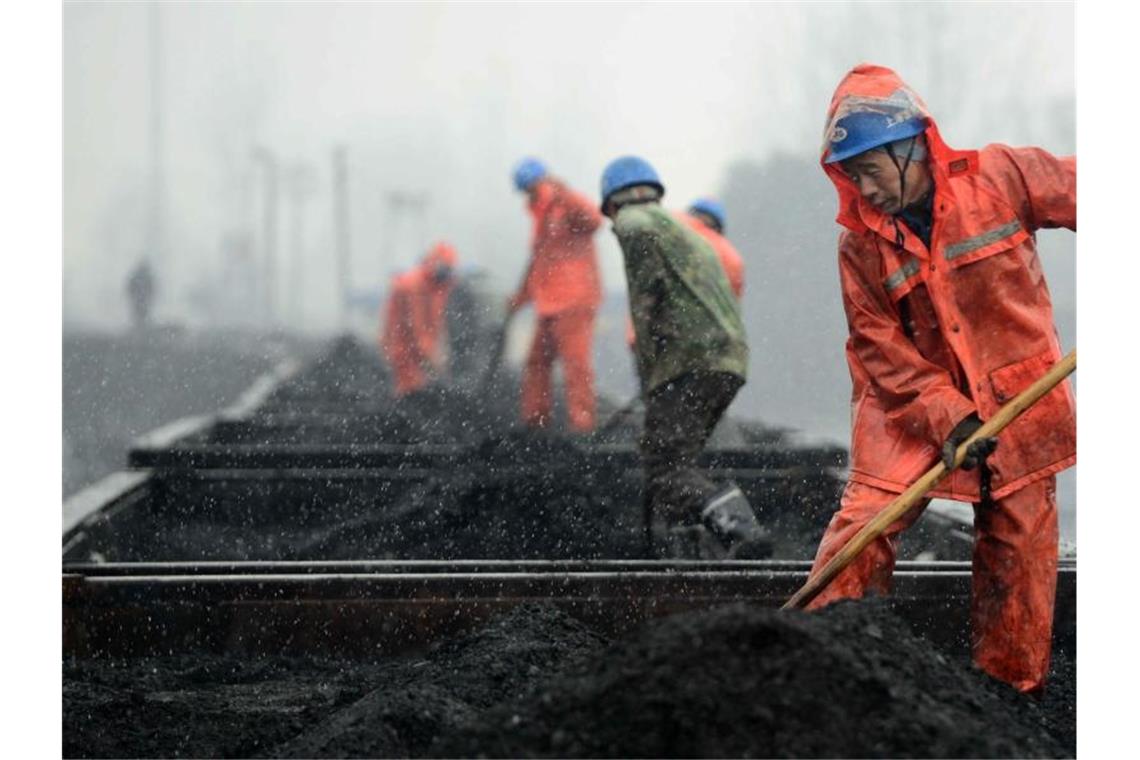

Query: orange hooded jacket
<box><xmin>821</xmin><ymin>64</ymin><xmax>1075</xmax><ymax>502</ymax></box>
<box><xmin>380</xmin><ymin>242</ymin><xmax>458</xmax><ymax>396</ymax></box>
<box><xmin>515</xmin><ymin>178</ymin><xmax>603</xmax><ymax>316</ymax></box>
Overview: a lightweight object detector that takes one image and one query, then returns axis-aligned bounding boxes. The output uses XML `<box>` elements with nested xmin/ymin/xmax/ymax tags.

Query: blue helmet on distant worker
<box><xmin>600</xmin><ymin>156</ymin><xmax>665</xmax><ymax>209</ymax></box>
<box><xmin>512</xmin><ymin>157</ymin><xmax>548</xmax><ymax>191</ymax></box>
<box><xmin>823</xmin><ymin>111</ymin><xmax>928</xmax><ymax>165</ymax></box>
<box><xmin>688</xmin><ymin>197</ymin><xmax>726</xmax><ymax>232</ymax></box>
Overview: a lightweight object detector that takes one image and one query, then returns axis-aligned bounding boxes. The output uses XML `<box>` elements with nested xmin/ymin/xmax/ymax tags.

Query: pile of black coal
<box><xmin>64</xmin><ymin>653</ymin><xmax>383</xmax><ymax>759</ymax></box>
<box><xmin>270</xmin><ymin>604</ymin><xmax>608</xmax><ymax>758</ymax></box>
<box><xmin>262</xmin><ymin>335</ymin><xmax>392</xmax><ymax>412</ymax></box>
<box><xmin>62</xmin><ymin>600</ymin><xmax>1075</xmax><ymax>759</ymax></box>
<box><xmin>64</xmin><ymin>604</ymin><xmax>608</xmax><ymax>759</ymax></box>
<box><xmin>431</xmin><ymin>599</ymin><xmax>1074</xmax><ymax>759</ymax></box>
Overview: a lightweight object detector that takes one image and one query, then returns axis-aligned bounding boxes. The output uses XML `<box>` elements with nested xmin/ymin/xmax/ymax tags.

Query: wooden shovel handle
<box><xmin>782</xmin><ymin>349</ymin><xmax>1076</xmax><ymax>611</ymax></box>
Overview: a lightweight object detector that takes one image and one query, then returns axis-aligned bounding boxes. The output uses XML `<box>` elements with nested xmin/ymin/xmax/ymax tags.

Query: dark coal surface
<box><xmin>64</xmin><ymin>601</ymin><xmax>1074</xmax><ymax>758</ymax></box>
<box><xmin>64</xmin><ymin>604</ymin><xmax>608</xmax><ymax>759</ymax></box>
<box><xmin>432</xmin><ymin>600</ymin><xmax>1075</xmax><ymax>759</ymax></box>
<box><xmin>74</xmin><ymin>427</ymin><xmax>841</xmax><ymax>562</ymax></box>
<box><xmin>252</xmin><ymin>334</ymin><xmax>792</xmax><ymax>447</ymax></box>
<box><xmin>260</xmin><ymin>335</ymin><xmax>392</xmax><ymax>413</ymax></box>
<box><xmin>271</xmin><ymin>604</ymin><xmax>608</xmax><ymax>758</ymax></box>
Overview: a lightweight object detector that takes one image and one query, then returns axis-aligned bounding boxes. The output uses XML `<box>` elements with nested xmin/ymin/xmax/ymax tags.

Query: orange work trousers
<box><xmin>807</xmin><ymin>477</ymin><xmax>1059</xmax><ymax>693</ymax></box>
<box><xmin>521</xmin><ymin>308</ymin><xmax>597</xmax><ymax>432</ymax></box>
<box><xmin>389</xmin><ymin>339</ymin><xmax>428</xmax><ymax>396</ymax></box>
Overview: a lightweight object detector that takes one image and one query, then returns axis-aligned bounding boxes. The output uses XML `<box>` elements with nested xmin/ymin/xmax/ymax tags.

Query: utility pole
<box><xmin>252</xmin><ymin>148</ymin><xmax>279</xmax><ymax>327</ymax></box>
<box><xmin>147</xmin><ymin>3</ymin><xmax>165</xmax><ymax>296</ymax></box>
<box><xmin>286</xmin><ymin>163</ymin><xmax>317</xmax><ymax>329</ymax></box>
<box><xmin>384</xmin><ymin>191</ymin><xmax>431</xmax><ymax>269</ymax></box>
<box><xmin>332</xmin><ymin>146</ymin><xmax>352</xmax><ymax>329</ymax></box>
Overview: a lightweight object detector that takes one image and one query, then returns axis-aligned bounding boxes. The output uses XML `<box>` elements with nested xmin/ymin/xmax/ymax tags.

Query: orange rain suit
<box><xmin>514</xmin><ymin>177</ymin><xmax>603</xmax><ymax>431</ymax></box>
<box><xmin>380</xmin><ymin>242</ymin><xmax>459</xmax><ymax>397</ymax></box>
<box><xmin>807</xmin><ymin>64</ymin><xmax>1076</xmax><ymax>693</ymax></box>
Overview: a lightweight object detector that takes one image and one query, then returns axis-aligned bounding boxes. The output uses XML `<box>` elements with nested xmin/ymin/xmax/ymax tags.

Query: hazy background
<box><xmin>63</xmin><ymin>1</ymin><xmax>1076</xmax><ymax>535</ymax></box>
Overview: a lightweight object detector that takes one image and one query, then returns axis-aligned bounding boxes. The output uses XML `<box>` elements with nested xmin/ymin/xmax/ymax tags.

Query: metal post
<box><xmin>332</xmin><ymin>147</ymin><xmax>352</xmax><ymax>329</ymax></box>
<box><xmin>252</xmin><ymin>148</ymin><xmax>279</xmax><ymax>327</ymax></box>
<box><xmin>286</xmin><ymin>164</ymin><xmax>316</xmax><ymax>329</ymax></box>
<box><xmin>148</xmin><ymin>3</ymin><xmax>165</xmax><ymax>290</ymax></box>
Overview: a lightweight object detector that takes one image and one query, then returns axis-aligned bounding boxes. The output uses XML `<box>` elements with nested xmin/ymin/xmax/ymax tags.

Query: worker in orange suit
<box><xmin>380</xmin><ymin>242</ymin><xmax>458</xmax><ymax>397</ymax></box>
<box><xmin>508</xmin><ymin>157</ymin><xmax>603</xmax><ymax>432</ymax></box>
<box><xmin>681</xmin><ymin>198</ymin><xmax>744</xmax><ymax>299</ymax></box>
<box><xmin>806</xmin><ymin>64</ymin><xmax>1076</xmax><ymax>694</ymax></box>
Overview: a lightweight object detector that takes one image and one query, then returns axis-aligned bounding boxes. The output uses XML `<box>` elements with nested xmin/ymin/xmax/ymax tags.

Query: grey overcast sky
<box><xmin>64</xmin><ymin>1</ymin><xmax>1074</xmax><ymax>330</ymax></box>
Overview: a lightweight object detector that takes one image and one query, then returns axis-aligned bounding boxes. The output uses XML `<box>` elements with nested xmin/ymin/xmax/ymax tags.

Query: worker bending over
<box><xmin>508</xmin><ymin>157</ymin><xmax>603</xmax><ymax>433</ymax></box>
<box><xmin>808</xmin><ymin>64</ymin><xmax>1076</xmax><ymax>693</ymax></box>
<box><xmin>601</xmin><ymin>155</ymin><xmax>770</xmax><ymax>559</ymax></box>
<box><xmin>380</xmin><ymin>241</ymin><xmax>458</xmax><ymax>397</ymax></box>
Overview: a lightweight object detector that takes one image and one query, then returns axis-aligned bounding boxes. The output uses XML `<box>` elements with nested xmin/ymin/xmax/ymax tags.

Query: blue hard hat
<box><xmin>512</xmin><ymin>157</ymin><xmax>547</xmax><ymax>191</ymax></box>
<box><xmin>823</xmin><ymin>112</ymin><xmax>928</xmax><ymax>164</ymax></box>
<box><xmin>688</xmin><ymin>197</ymin><xmax>726</xmax><ymax>231</ymax></box>
<box><xmin>600</xmin><ymin>155</ymin><xmax>665</xmax><ymax>208</ymax></box>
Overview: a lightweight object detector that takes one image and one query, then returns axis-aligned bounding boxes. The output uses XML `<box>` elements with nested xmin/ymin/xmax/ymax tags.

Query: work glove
<box><xmin>941</xmin><ymin>414</ymin><xmax>998</xmax><ymax>471</ymax></box>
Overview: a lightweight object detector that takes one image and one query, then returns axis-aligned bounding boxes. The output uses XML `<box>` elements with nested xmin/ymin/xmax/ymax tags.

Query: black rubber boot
<box><xmin>700</xmin><ymin>485</ymin><xmax>773</xmax><ymax>559</ymax></box>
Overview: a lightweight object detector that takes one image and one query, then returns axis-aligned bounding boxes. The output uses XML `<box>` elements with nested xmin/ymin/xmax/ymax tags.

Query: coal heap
<box><xmin>431</xmin><ymin>600</ymin><xmax>1075</xmax><ymax>759</ymax></box>
<box><xmin>64</xmin><ymin>605</ymin><xmax>608</xmax><ymax>759</ymax></box>
<box><xmin>64</xmin><ymin>601</ymin><xmax>1074</xmax><ymax>759</ymax></box>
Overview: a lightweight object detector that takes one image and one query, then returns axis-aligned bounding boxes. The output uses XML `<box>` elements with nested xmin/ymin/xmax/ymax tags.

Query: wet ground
<box><xmin>63</xmin><ymin>328</ymin><xmax>290</xmax><ymax>495</ymax></box>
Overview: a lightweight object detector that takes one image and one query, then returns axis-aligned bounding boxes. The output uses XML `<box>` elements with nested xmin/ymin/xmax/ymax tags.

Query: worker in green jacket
<box><xmin>600</xmin><ymin>155</ymin><xmax>770</xmax><ymax>559</ymax></box>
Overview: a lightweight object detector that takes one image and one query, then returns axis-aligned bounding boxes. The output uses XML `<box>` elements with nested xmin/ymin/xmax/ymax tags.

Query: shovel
<box><xmin>479</xmin><ymin>312</ymin><xmax>515</xmax><ymax>394</ymax></box>
<box><xmin>782</xmin><ymin>349</ymin><xmax>1076</xmax><ymax>611</ymax></box>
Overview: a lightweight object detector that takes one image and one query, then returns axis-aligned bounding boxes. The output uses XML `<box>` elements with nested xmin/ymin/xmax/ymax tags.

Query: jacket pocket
<box><xmin>942</xmin><ymin>219</ymin><xmax>1029</xmax><ymax>269</ymax></box>
<box><xmin>986</xmin><ymin>348</ymin><xmax>1076</xmax><ymax>487</ymax></box>
<box><xmin>989</xmin><ymin>349</ymin><xmax>1063</xmax><ymax>406</ymax></box>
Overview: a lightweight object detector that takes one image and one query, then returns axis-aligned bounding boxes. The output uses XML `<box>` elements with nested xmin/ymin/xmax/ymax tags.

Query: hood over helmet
<box><xmin>422</xmin><ymin>241</ymin><xmax>458</xmax><ymax>281</ymax></box>
<box><xmin>820</xmin><ymin>64</ymin><xmax>976</xmax><ymax>237</ymax></box>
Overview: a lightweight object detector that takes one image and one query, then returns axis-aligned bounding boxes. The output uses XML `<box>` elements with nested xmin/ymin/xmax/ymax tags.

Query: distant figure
<box><xmin>380</xmin><ymin>242</ymin><xmax>458</xmax><ymax>397</ymax></box>
<box><xmin>508</xmin><ymin>157</ymin><xmax>603</xmax><ymax>433</ymax></box>
<box><xmin>126</xmin><ymin>259</ymin><xmax>156</xmax><ymax>329</ymax></box>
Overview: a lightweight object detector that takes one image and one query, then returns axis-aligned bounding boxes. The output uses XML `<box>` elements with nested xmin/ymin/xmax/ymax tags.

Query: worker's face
<box><xmin>840</xmin><ymin>150</ymin><xmax>931</xmax><ymax>215</ymax></box>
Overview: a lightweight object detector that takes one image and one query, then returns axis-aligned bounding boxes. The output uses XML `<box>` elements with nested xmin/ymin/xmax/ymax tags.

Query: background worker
<box><xmin>126</xmin><ymin>258</ymin><xmax>156</xmax><ymax>329</ymax></box>
<box><xmin>681</xmin><ymin>198</ymin><xmax>744</xmax><ymax>299</ymax></box>
<box><xmin>601</xmin><ymin>155</ymin><xmax>769</xmax><ymax>559</ymax></box>
<box><xmin>809</xmin><ymin>64</ymin><xmax>1076</xmax><ymax>694</ymax></box>
<box><xmin>380</xmin><ymin>241</ymin><xmax>458</xmax><ymax>397</ymax></box>
<box><xmin>508</xmin><ymin>157</ymin><xmax>604</xmax><ymax>432</ymax></box>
